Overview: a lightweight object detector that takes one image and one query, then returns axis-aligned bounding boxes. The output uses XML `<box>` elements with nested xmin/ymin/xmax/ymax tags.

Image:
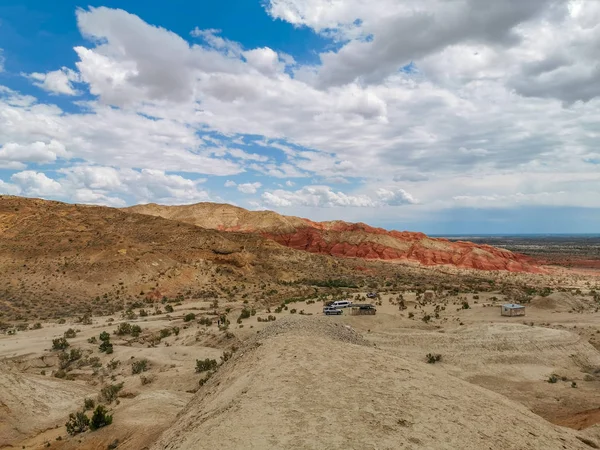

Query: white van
<box><xmin>330</xmin><ymin>300</ymin><xmax>352</xmax><ymax>308</ymax></box>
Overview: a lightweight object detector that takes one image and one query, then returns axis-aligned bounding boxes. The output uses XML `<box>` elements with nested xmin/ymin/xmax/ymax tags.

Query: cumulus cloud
<box><xmin>27</xmin><ymin>68</ymin><xmax>80</xmax><ymax>95</ymax></box>
<box><xmin>237</xmin><ymin>182</ymin><xmax>262</xmax><ymax>194</ymax></box>
<box><xmin>376</xmin><ymin>188</ymin><xmax>419</xmax><ymax>205</ymax></box>
<box><xmin>3</xmin><ymin>4</ymin><xmax>600</xmax><ymax>219</ymax></box>
<box><xmin>261</xmin><ymin>185</ymin><xmax>418</xmax><ymax>208</ymax></box>
<box><xmin>11</xmin><ymin>171</ymin><xmax>64</xmax><ymax>196</ymax></box>
<box><xmin>0</xmin><ymin>140</ymin><xmax>68</xmax><ymax>168</ymax></box>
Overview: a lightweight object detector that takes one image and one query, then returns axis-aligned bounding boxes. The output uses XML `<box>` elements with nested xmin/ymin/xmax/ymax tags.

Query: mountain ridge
<box><xmin>125</xmin><ymin>202</ymin><xmax>543</xmax><ymax>273</ymax></box>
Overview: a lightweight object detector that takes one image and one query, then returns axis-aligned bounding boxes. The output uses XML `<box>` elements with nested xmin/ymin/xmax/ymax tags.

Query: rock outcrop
<box><xmin>126</xmin><ymin>202</ymin><xmax>542</xmax><ymax>273</ymax></box>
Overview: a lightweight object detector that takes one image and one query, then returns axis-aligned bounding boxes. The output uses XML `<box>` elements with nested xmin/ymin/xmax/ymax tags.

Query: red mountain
<box><xmin>125</xmin><ymin>202</ymin><xmax>542</xmax><ymax>273</ymax></box>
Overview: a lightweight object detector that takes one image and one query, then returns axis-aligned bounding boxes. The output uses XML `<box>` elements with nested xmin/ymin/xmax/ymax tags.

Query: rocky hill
<box><xmin>0</xmin><ymin>196</ymin><xmax>361</xmax><ymax>320</ymax></box>
<box><xmin>126</xmin><ymin>202</ymin><xmax>542</xmax><ymax>273</ymax></box>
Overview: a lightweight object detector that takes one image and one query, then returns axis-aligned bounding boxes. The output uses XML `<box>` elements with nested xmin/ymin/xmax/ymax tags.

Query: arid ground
<box><xmin>2</xmin><ymin>197</ymin><xmax>600</xmax><ymax>449</ymax></box>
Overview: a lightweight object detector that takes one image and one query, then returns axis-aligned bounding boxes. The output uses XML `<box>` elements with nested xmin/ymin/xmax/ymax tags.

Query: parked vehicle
<box><xmin>366</xmin><ymin>292</ymin><xmax>377</xmax><ymax>299</ymax></box>
<box><xmin>330</xmin><ymin>300</ymin><xmax>352</xmax><ymax>308</ymax></box>
<box><xmin>323</xmin><ymin>307</ymin><xmax>343</xmax><ymax>315</ymax></box>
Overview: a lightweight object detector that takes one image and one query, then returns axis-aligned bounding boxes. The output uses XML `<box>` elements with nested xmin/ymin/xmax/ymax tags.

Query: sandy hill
<box><xmin>150</xmin><ymin>317</ymin><xmax>595</xmax><ymax>450</ymax></box>
<box><xmin>0</xmin><ymin>196</ymin><xmax>361</xmax><ymax>319</ymax></box>
<box><xmin>126</xmin><ymin>202</ymin><xmax>542</xmax><ymax>273</ymax></box>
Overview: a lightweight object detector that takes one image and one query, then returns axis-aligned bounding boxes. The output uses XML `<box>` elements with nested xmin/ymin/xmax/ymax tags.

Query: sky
<box><xmin>0</xmin><ymin>0</ymin><xmax>599</xmax><ymax>234</ymax></box>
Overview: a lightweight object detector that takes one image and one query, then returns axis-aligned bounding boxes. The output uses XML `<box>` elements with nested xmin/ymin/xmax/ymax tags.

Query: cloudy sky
<box><xmin>0</xmin><ymin>0</ymin><xmax>599</xmax><ymax>234</ymax></box>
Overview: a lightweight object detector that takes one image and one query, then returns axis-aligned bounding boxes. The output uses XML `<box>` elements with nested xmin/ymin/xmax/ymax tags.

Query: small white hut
<box><xmin>501</xmin><ymin>304</ymin><xmax>525</xmax><ymax>317</ymax></box>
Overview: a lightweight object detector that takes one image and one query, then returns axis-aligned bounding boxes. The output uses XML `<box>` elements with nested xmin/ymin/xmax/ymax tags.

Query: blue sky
<box><xmin>0</xmin><ymin>0</ymin><xmax>599</xmax><ymax>234</ymax></box>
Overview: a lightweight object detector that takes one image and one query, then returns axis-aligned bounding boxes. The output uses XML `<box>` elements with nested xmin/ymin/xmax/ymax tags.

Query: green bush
<box><xmin>66</xmin><ymin>411</ymin><xmax>89</xmax><ymax>435</ymax></box>
<box><xmin>196</xmin><ymin>358</ymin><xmax>218</xmax><ymax>373</ymax></box>
<box><xmin>59</xmin><ymin>348</ymin><xmax>82</xmax><ymax>369</ymax></box>
<box><xmin>87</xmin><ymin>336</ymin><xmax>97</xmax><ymax>344</ymax></box>
<box><xmin>159</xmin><ymin>328</ymin><xmax>172</xmax><ymax>339</ymax></box>
<box><xmin>132</xmin><ymin>359</ymin><xmax>149</xmax><ymax>375</ymax></box>
<box><xmin>426</xmin><ymin>353</ymin><xmax>442</xmax><ymax>364</ymax></box>
<box><xmin>64</xmin><ymin>328</ymin><xmax>77</xmax><ymax>339</ymax></box>
<box><xmin>165</xmin><ymin>304</ymin><xmax>174</xmax><ymax>313</ymax></box>
<box><xmin>90</xmin><ymin>405</ymin><xmax>112</xmax><ymax>431</ymax></box>
<box><xmin>184</xmin><ymin>313</ymin><xmax>196</xmax><ymax>322</ymax></box>
<box><xmin>198</xmin><ymin>317</ymin><xmax>212</xmax><ymax>326</ymax></box>
<box><xmin>239</xmin><ymin>308</ymin><xmax>251</xmax><ymax>320</ymax></box>
<box><xmin>99</xmin><ymin>331</ymin><xmax>110</xmax><ymax>342</ymax></box>
<box><xmin>83</xmin><ymin>398</ymin><xmax>95</xmax><ymax>411</ymax></box>
<box><xmin>52</xmin><ymin>337</ymin><xmax>69</xmax><ymax>351</ymax></box>
<box><xmin>100</xmin><ymin>383</ymin><xmax>123</xmax><ymax>404</ymax></box>
<box><xmin>99</xmin><ymin>340</ymin><xmax>113</xmax><ymax>354</ymax></box>
<box><xmin>32</xmin><ymin>322</ymin><xmax>42</xmax><ymax>329</ymax></box>
<box><xmin>462</xmin><ymin>301</ymin><xmax>470</xmax><ymax>309</ymax></box>
<box><xmin>547</xmin><ymin>374</ymin><xmax>559</xmax><ymax>383</ymax></box>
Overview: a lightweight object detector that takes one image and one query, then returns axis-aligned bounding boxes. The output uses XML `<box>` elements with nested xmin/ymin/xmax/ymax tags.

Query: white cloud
<box><xmin>262</xmin><ymin>185</ymin><xmax>376</xmax><ymax>208</ymax></box>
<box><xmin>237</xmin><ymin>182</ymin><xmax>262</xmax><ymax>194</ymax></box>
<box><xmin>11</xmin><ymin>171</ymin><xmax>64</xmax><ymax>197</ymax></box>
<box><xmin>224</xmin><ymin>180</ymin><xmax>237</xmax><ymax>188</ymax></box>
<box><xmin>243</xmin><ymin>47</ymin><xmax>284</xmax><ymax>76</ymax></box>
<box><xmin>376</xmin><ymin>188</ymin><xmax>418</xmax><ymax>205</ymax></box>
<box><xmin>27</xmin><ymin>68</ymin><xmax>80</xmax><ymax>95</ymax></box>
<box><xmin>0</xmin><ymin>140</ymin><xmax>68</xmax><ymax>167</ymax></box>
<box><xmin>1</xmin><ymin>5</ymin><xmax>600</xmax><ymax>223</ymax></box>
<box><xmin>227</xmin><ymin>148</ymin><xmax>269</xmax><ymax>161</ymax></box>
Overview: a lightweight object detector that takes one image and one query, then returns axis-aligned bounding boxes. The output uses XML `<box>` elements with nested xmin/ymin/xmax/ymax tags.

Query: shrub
<box><xmin>64</xmin><ymin>328</ymin><xmax>77</xmax><ymax>339</ymax></box>
<box><xmin>139</xmin><ymin>309</ymin><xmax>148</xmax><ymax>317</ymax></box>
<box><xmin>462</xmin><ymin>301</ymin><xmax>470</xmax><ymax>309</ymax></box>
<box><xmin>239</xmin><ymin>308</ymin><xmax>251</xmax><ymax>320</ymax></box>
<box><xmin>290</xmin><ymin>309</ymin><xmax>297</xmax><ymax>314</ymax></box>
<box><xmin>52</xmin><ymin>337</ymin><xmax>69</xmax><ymax>351</ymax></box>
<box><xmin>99</xmin><ymin>331</ymin><xmax>110</xmax><ymax>342</ymax></box>
<box><xmin>87</xmin><ymin>336</ymin><xmax>97</xmax><ymax>344</ymax></box>
<box><xmin>115</xmin><ymin>322</ymin><xmax>131</xmax><ymax>335</ymax></box>
<box><xmin>408</xmin><ymin>312</ymin><xmax>414</xmax><ymax>318</ymax></box>
<box><xmin>199</xmin><ymin>317</ymin><xmax>212</xmax><ymax>326</ymax></box>
<box><xmin>165</xmin><ymin>304</ymin><xmax>174</xmax><ymax>313</ymax></box>
<box><xmin>89</xmin><ymin>405</ymin><xmax>112</xmax><ymax>431</ymax></box>
<box><xmin>59</xmin><ymin>348</ymin><xmax>83</xmax><ymax>369</ymax></box>
<box><xmin>99</xmin><ymin>340</ymin><xmax>113</xmax><ymax>354</ymax></box>
<box><xmin>84</xmin><ymin>398</ymin><xmax>95</xmax><ymax>410</ymax></box>
<box><xmin>79</xmin><ymin>314</ymin><xmax>92</xmax><ymax>325</ymax></box>
<box><xmin>184</xmin><ymin>313</ymin><xmax>196</xmax><ymax>322</ymax></box>
<box><xmin>132</xmin><ymin>359</ymin><xmax>149</xmax><ymax>375</ymax></box>
<box><xmin>66</xmin><ymin>411</ymin><xmax>89</xmax><ymax>435</ymax></box>
<box><xmin>547</xmin><ymin>374</ymin><xmax>559</xmax><ymax>383</ymax></box>
<box><xmin>107</xmin><ymin>359</ymin><xmax>120</xmax><ymax>370</ymax></box>
<box><xmin>100</xmin><ymin>383</ymin><xmax>124</xmax><ymax>404</ymax></box>
<box><xmin>159</xmin><ymin>328</ymin><xmax>172</xmax><ymax>339</ymax></box>
<box><xmin>571</xmin><ymin>381</ymin><xmax>577</xmax><ymax>388</ymax></box>
<box><xmin>422</xmin><ymin>314</ymin><xmax>431</xmax><ymax>323</ymax></box>
<box><xmin>196</xmin><ymin>358</ymin><xmax>218</xmax><ymax>373</ymax></box>
<box><xmin>32</xmin><ymin>322</ymin><xmax>42</xmax><ymax>330</ymax></box>
<box><xmin>426</xmin><ymin>353</ymin><xmax>442</xmax><ymax>364</ymax></box>
<box><xmin>172</xmin><ymin>326</ymin><xmax>180</xmax><ymax>336</ymax></box>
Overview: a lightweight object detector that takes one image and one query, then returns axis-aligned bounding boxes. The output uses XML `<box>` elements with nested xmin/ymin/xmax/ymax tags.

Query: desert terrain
<box><xmin>2</xmin><ymin>196</ymin><xmax>600</xmax><ymax>449</ymax></box>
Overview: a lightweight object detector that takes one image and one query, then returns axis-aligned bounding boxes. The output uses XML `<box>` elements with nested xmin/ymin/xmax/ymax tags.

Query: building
<box><xmin>501</xmin><ymin>304</ymin><xmax>525</xmax><ymax>317</ymax></box>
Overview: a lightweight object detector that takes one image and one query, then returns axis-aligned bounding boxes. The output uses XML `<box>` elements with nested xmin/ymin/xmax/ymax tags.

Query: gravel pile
<box><xmin>252</xmin><ymin>316</ymin><xmax>370</xmax><ymax>347</ymax></box>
